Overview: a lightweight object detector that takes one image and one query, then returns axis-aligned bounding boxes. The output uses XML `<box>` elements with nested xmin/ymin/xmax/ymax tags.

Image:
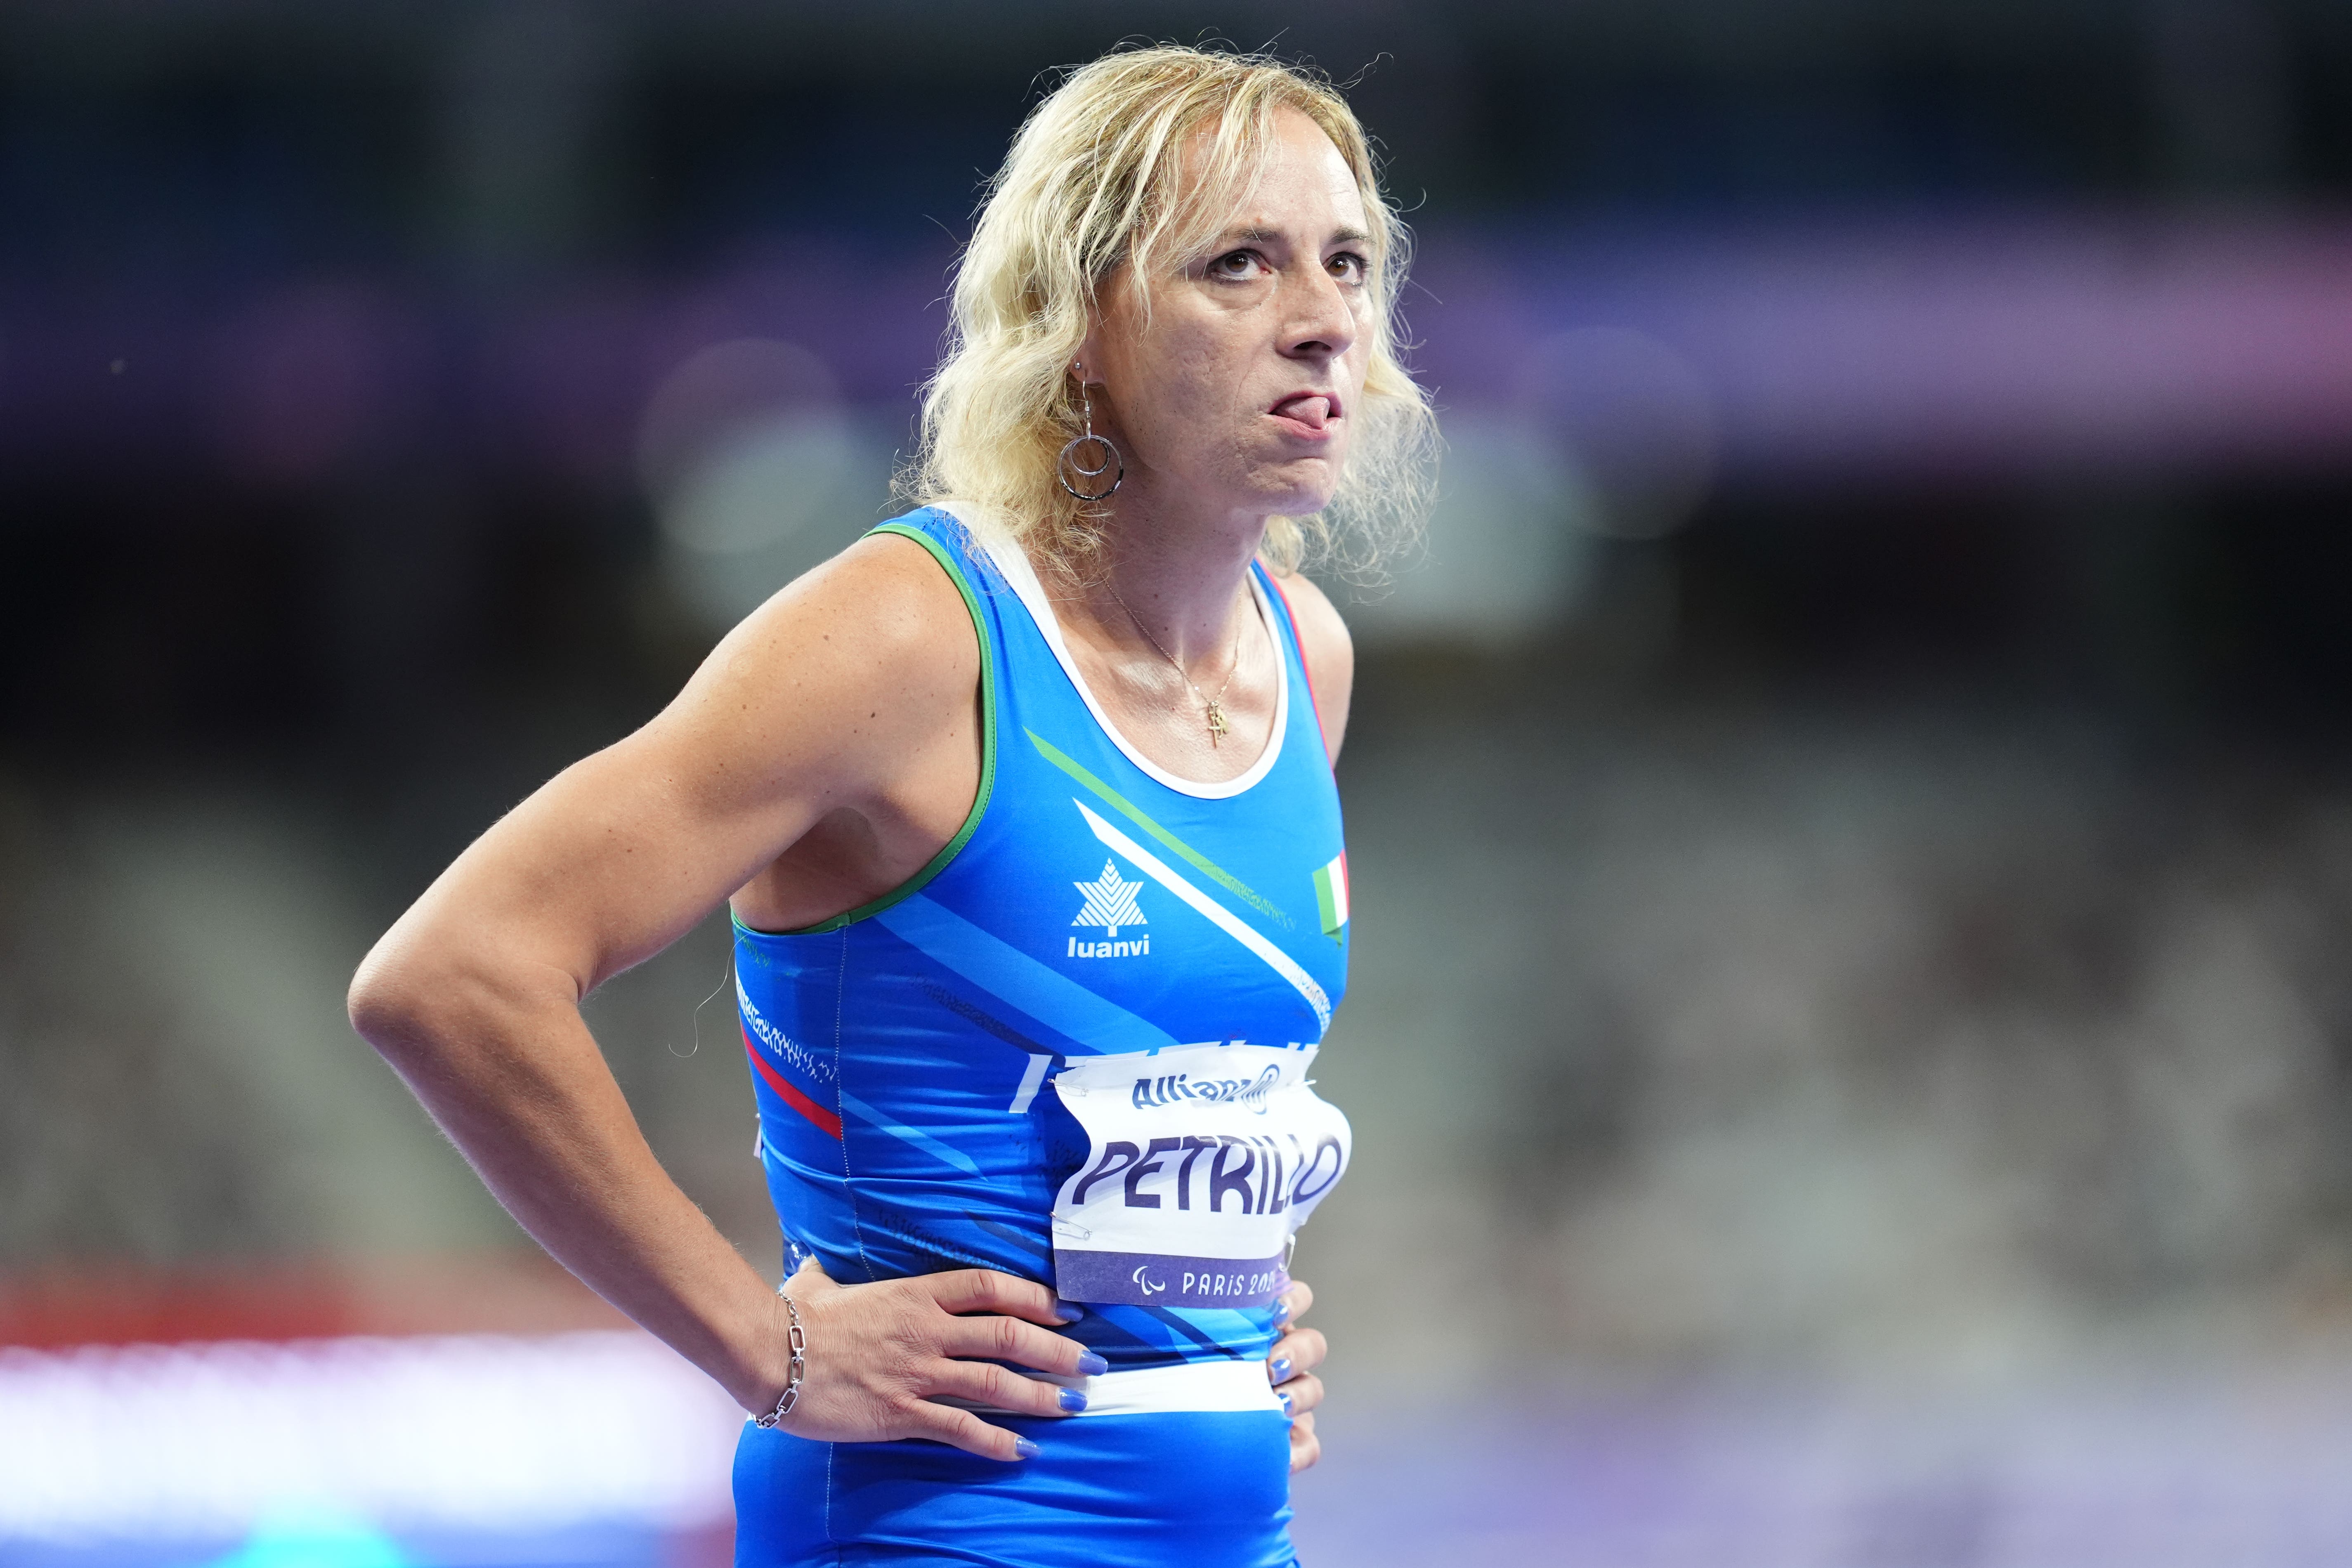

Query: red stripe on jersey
<box><xmin>742</xmin><ymin>1024</ymin><xmax>843</xmax><ymax>1139</ymax></box>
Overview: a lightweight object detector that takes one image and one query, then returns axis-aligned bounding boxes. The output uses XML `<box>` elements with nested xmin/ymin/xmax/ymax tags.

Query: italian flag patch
<box><xmin>1312</xmin><ymin>852</ymin><xmax>1349</xmax><ymax>944</ymax></box>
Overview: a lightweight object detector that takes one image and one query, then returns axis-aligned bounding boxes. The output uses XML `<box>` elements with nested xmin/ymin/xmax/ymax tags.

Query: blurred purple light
<box><xmin>6</xmin><ymin>213</ymin><xmax>2352</xmax><ymax>489</ymax></box>
<box><xmin>1422</xmin><ymin>211</ymin><xmax>2352</xmax><ymax>477</ymax></box>
<box><xmin>1294</xmin><ymin>1372</ymin><xmax>2352</xmax><ymax>1568</ymax></box>
<box><xmin>210</xmin><ymin>286</ymin><xmax>430</xmax><ymax>484</ymax></box>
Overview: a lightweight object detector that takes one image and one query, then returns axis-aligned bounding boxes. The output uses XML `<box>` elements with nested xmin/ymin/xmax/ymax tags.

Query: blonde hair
<box><xmin>902</xmin><ymin>44</ymin><xmax>1436</xmax><ymax>581</ymax></box>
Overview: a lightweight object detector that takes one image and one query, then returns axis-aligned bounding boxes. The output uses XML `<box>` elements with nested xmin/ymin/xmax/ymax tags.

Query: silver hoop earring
<box><xmin>1057</xmin><ymin>379</ymin><xmax>1124</xmax><ymax>502</ymax></box>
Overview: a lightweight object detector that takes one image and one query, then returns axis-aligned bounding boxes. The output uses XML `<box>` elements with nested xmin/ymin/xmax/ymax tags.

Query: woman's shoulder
<box><xmin>759</xmin><ymin>520</ymin><xmax>975</xmax><ymax>656</ymax></box>
<box><xmin>1263</xmin><ymin>566</ymin><xmax>1353</xmax><ymax>760</ymax></box>
<box><xmin>663</xmin><ymin>520</ymin><xmax>982</xmax><ymax>776</ymax></box>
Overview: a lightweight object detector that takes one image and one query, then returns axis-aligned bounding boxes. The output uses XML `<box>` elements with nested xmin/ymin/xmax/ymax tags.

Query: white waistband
<box><xmin>941</xmin><ymin>1357</ymin><xmax>1283</xmax><ymax>1419</ymax></box>
<box><xmin>1068</xmin><ymin>1358</ymin><xmax>1284</xmax><ymax>1417</ymax></box>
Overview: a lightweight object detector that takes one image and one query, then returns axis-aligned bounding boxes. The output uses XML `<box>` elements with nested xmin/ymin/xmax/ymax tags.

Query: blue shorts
<box><xmin>732</xmin><ymin>1407</ymin><xmax>1299</xmax><ymax>1567</ymax></box>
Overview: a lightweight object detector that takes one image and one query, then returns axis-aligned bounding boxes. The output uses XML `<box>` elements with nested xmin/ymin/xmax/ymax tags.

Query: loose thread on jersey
<box><xmin>671</xmin><ymin>953</ymin><xmax>734</xmax><ymax>1059</ymax></box>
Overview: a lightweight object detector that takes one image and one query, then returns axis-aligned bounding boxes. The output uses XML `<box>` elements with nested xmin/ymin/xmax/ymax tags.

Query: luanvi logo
<box><xmin>1070</xmin><ymin>859</ymin><xmax>1149</xmax><ymax>959</ymax></box>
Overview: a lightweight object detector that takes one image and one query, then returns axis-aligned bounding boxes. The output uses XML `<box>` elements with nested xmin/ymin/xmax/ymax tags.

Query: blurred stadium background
<box><xmin>8</xmin><ymin>1</ymin><xmax>2352</xmax><ymax>1563</ymax></box>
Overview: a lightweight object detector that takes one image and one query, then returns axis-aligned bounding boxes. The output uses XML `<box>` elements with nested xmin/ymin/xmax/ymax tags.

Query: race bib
<box><xmin>1049</xmin><ymin>1042</ymin><xmax>1351</xmax><ymax>1308</ymax></box>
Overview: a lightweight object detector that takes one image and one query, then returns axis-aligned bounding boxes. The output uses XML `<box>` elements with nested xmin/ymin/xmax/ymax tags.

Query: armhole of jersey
<box><xmin>1261</xmin><ymin>564</ymin><xmax>1333</xmax><ymax>765</ymax></box>
<box><xmin>758</xmin><ymin>521</ymin><xmax>999</xmax><ymax>937</ymax></box>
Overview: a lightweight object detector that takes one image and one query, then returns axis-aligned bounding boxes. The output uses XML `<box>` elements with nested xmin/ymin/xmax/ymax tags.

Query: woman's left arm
<box><xmin>1272</xmin><ymin>569</ymin><xmax>1354</xmax><ymax>764</ymax></box>
<box><xmin>1267</xmin><ymin>570</ymin><xmax>1351</xmax><ymax>1471</ymax></box>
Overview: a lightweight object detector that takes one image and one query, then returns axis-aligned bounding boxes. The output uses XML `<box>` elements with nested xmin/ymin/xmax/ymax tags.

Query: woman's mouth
<box><xmin>1268</xmin><ymin>392</ymin><xmax>1340</xmax><ymax>438</ymax></box>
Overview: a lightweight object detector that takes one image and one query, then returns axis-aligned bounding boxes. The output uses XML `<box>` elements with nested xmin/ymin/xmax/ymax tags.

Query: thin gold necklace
<box><xmin>1106</xmin><ymin>583</ymin><xmax>1245</xmax><ymax>745</ymax></box>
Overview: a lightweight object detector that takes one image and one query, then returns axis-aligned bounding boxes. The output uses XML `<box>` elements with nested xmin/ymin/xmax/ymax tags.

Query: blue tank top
<box><xmin>728</xmin><ymin>508</ymin><xmax>1351</xmax><ymax>1567</ymax></box>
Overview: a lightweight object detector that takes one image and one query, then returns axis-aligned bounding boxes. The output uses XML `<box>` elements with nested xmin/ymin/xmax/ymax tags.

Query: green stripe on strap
<box><xmin>1025</xmin><ymin>727</ymin><xmax>1293</xmax><ymax>930</ymax></box>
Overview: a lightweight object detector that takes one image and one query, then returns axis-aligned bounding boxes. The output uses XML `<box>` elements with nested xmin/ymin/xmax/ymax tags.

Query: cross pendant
<box><xmin>1204</xmin><ymin>699</ymin><xmax>1229</xmax><ymax>744</ymax></box>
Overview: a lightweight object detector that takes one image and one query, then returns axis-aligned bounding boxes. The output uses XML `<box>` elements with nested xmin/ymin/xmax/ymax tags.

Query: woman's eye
<box><xmin>1328</xmin><ymin>252</ymin><xmax>1368</xmax><ymax>283</ymax></box>
<box><xmin>1210</xmin><ymin>250</ymin><xmax>1264</xmax><ymax>279</ymax></box>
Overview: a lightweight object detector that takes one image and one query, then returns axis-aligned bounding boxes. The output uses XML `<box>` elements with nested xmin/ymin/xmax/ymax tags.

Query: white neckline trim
<box><xmin>969</xmin><ymin>527</ymin><xmax>1290</xmax><ymax>801</ymax></box>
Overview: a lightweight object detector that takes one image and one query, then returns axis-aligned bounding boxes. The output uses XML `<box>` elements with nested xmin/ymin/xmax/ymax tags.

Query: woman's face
<box><xmin>1084</xmin><ymin>108</ymin><xmax>1376</xmax><ymax>527</ymax></box>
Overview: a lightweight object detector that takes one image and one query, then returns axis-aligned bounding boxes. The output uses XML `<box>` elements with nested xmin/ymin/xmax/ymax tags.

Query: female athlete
<box><xmin>349</xmin><ymin>44</ymin><xmax>1434</xmax><ymax>1566</ymax></box>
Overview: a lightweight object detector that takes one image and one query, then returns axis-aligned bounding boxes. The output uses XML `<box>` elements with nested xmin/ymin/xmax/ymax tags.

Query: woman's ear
<box><xmin>1073</xmin><ymin>295</ymin><xmax>1120</xmax><ymax>392</ymax></box>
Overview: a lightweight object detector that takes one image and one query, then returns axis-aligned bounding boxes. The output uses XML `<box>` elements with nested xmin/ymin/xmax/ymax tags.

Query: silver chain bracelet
<box><xmin>753</xmin><ymin>1290</ymin><xmax>807</xmax><ymax>1429</ymax></box>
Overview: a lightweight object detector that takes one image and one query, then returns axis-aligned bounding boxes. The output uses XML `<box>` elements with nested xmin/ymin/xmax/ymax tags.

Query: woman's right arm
<box><xmin>346</xmin><ymin>534</ymin><xmax>1096</xmax><ymax>1459</ymax></box>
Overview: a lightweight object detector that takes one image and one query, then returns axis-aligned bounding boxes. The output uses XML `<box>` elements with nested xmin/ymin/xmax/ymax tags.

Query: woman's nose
<box><xmin>1278</xmin><ymin>263</ymin><xmax>1358</xmax><ymax>363</ymax></box>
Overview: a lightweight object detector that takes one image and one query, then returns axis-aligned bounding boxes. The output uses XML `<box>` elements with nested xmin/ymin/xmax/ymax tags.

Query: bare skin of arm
<box><xmin>1273</xmin><ymin>567</ymin><xmax>1355</xmax><ymax>767</ymax></box>
<box><xmin>1256</xmin><ymin>567</ymin><xmax>1347</xmax><ymax>1471</ymax></box>
<box><xmin>349</xmin><ymin>534</ymin><xmax>1099</xmax><ymax>1459</ymax></box>
<box><xmin>349</xmin><ymin>534</ymin><xmax>1354</xmax><ymax>1467</ymax></box>
<box><xmin>1258</xmin><ymin>568</ymin><xmax>1347</xmax><ymax>1469</ymax></box>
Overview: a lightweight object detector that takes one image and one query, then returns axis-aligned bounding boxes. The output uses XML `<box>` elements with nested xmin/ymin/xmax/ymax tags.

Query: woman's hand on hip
<box><xmin>762</xmin><ymin>1257</ymin><xmax>1101</xmax><ymax>1461</ymax></box>
<box><xmin>1268</xmin><ymin>1277</ymin><xmax>1327</xmax><ymax>1473</ymax></box>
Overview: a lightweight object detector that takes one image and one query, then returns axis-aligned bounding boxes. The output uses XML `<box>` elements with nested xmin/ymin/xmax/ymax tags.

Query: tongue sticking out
<box><xmin>1273</xmin><ymin>394</ymin><xmax>1332</xmax><ymax>431</ymax></box>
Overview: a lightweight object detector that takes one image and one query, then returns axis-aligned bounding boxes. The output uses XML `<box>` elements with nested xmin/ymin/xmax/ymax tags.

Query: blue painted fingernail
<box><xmin>1280</xmin><ymin>1391</ymin><xmax>1294</xmax><ymax>1417</ymax></box>
<box><xmin>1014</xmin><ymin>1437</ymin><xmax>1041</xmax><ymax>1460</ymax></box>
<box><xmin>1269</xmin><ymin>1356</ymin><xmax>1292</xmax><ymax>1383</ymax></box>
<box><xmin>1054</xmin><ymin>1299</ymin><xmax>1088</xmax><ymax>1321</ymax></box>
<box><xmin>1271</xmin><ymin>1299</ymin><xmax>1292</xmax><ymax>1326</ymax></box>
<box><xmin>1058</xmin><ymin>1387</ymin><xmax>1089</xmax><ymax>1413</ymax></box>
<box><xmin>1077</xmin><ymin>1351</ymin><xmax>1109</xmax><ymax>1377</ymax></box>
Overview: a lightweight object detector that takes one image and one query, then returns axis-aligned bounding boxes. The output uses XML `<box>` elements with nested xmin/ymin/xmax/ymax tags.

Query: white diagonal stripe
<box><xmin>1007</xmin><ymin>1051</ymin><xmax>1051</xmax><ymax>1115</ymax></box>
<box><xmin>1071</xmin><ymin>799</ymin><xmax>1331</xmax><ymax>1035</ymax></box>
